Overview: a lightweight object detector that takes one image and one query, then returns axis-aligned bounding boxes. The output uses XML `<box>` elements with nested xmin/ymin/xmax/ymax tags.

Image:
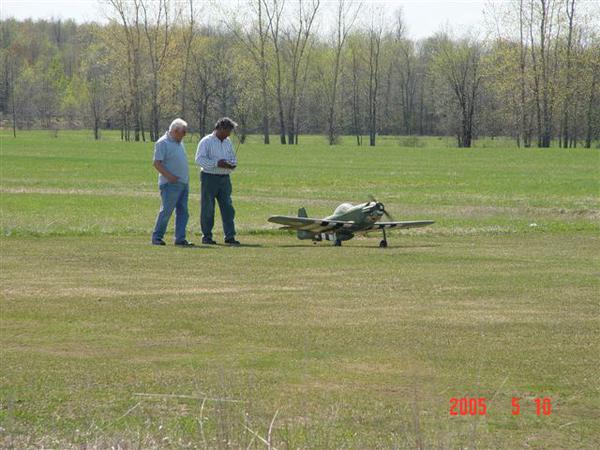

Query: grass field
<box><xmin>1</xmin><ymin>130</ymin><xmax>599</xmax><ymax>449</ymax></box>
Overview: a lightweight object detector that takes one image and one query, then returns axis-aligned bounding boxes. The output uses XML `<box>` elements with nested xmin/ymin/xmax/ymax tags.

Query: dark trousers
<box><xmin>200</xmin><ymin>172</ymin><xmax>236</xmax><ymax>240</ymax></box>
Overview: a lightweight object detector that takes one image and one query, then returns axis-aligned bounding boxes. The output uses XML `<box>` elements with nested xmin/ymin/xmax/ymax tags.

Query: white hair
<box><xmin>169</xmin><ymin>118</ymin><xmax>188</xmax><ymax>133</ymax></box>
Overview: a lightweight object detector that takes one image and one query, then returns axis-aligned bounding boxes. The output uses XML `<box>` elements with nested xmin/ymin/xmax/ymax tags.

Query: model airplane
<box><xmin>268</xmin><ymin>196</ymin><xmax>434</xmax><ymax>247</ymax></box>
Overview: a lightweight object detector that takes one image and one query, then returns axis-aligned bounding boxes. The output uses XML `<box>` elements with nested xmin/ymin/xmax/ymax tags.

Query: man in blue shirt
<box><xmin>151</xmin><ymin>118</ymin><xmax>194</xmax><ymax>246</ymax></box>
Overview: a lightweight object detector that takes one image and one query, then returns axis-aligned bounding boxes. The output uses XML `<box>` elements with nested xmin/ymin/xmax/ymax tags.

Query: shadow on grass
<box><xmin>275</xmin><ymin>243</ymin><xmax>441</xmax><ymax>249</ymax></box>
<box><xmin>152</xmin><ymin>239</ymin><xmax>437</xmax><ymax>250</ymax></box>
<box><xmin>170</xmin><ymin>244</ymin><xmax>267</xmax><ymax>249</ymax></box>
<box><xmin>277</xmin><ymin>243</ymin><xmax>321</xmax><ymax>248</ymax></box>
<box><xmin>156</xmin><ymin>241</ymin><xmax>265</xmax><ymax>249</ymax></box>
<box><xmin>170</xmin><ymin>245</ymin><xmax>215</xmax><ymax>250</ymax></box>
<box><xmin>365</xmin><ymin>243</ymin><xmax>442</xmax><ymax>249</ymax></box>
<box><xmin>220</xmin><ymin>243</ymin><xmax>265</xmax><ymax>248</ymax></box>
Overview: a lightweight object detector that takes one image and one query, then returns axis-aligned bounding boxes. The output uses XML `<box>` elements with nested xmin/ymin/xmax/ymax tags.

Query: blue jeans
<box><xmin>200</xmin><ymin>173</ymin><xmax>236</xmax><ymax>240</ymax></box>
<box><xmin>152</xmin><ymin>182</ymin><xmax>189</xmax><ymax>242</ymax></box>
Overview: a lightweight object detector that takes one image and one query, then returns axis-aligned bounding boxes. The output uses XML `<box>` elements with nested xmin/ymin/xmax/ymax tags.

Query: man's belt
<box><xmin>202</xmin><ymin>172</ymin><xmax>229</xmax><ymax>177</ymax></box>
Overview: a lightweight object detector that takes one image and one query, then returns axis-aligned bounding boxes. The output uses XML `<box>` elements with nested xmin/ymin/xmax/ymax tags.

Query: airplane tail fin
<box><xmin>296</xmin><ymin>207</ymin><xmax>314</xmax><ymax>240</ymax></box>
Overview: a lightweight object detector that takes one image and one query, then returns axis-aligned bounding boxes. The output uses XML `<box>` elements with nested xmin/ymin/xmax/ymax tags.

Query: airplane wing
<box><xmin>357</xmin><ymin>220</ymin><xmax>435</xmax><ymax>232</ymax></box>
<box><xmin>268</xmin><ymin>215</ymin><xmax>355</xmax><ymax>233</ymax></box>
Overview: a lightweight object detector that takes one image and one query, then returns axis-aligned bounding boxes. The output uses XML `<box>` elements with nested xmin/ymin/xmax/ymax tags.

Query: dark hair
<box><xmin>214</xmin><ymin>117</ymin><xmax>238</xmax><ymax>130</ymax></box>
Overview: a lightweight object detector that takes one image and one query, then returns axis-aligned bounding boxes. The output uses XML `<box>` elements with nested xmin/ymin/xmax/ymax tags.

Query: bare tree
<box><xmin>435</xmin><ymin>36</ymin><xmax>483</xmax><ymax>148</ymax></box>
<box><xmin>326</xmin><ymin>0</ymin><xmax>360</xmax><ymax>145</ymax></box>
<box><xmin>393</xmin><ymin>10</ymin><xmax>416</xmax><ymax>135</ymax></box>
<box><xmin>415</xmin><ymin>40</ymin><xmax>436</xmax><ymax>136</ymax></box>
<box><xmin>213</xmin><ymin>38</ymin><xmax>236</xmax><ymax>117</ymax></box>
<box><xmin>1</xmin><ymin>46</ymin><xmax>18</xmax><ymax>137</ymax></box>
<box><xmin>528</xmin><ymin>0</ymin><xmax>560</xmax><ymax>147</ymax></box>
<box><xmin>179</xmin><ymin>0</ymin><xmax>197</xmax><ymax>119</ymax></box>
<box><xmin>584</xmin><ymin>36</ymin><xmax>599</xmax><ymax>148</ymax></box>
<box><xmin>518</xmin><ymin>0</ymin><xmax>533</xmax><ymax>147</ymax></box>
<box><xmin>141</xmin><ymin>0</ymin><xmax>172</xmax><ymax>141</ymax></box>
<box><xmin>349</xmin><ymin>36</ymin><xmax>363</xmax><ymax>145</ymax></box>
<box><xmin>283</xmin><ymin>0</ymin><xmax>320</xmax><ymax>144</ymax></box>
<box><xmin>83</xmin><ymin>43</ymin><xmax>112</xmax><ymax>140</ymax></box>
<box><xmin>366</xmin><ymin>11</ymin><xmax>384</xmax><ymax>146</ymax></box>
<box><xmin>292</xmin><ymin>38</ymin><xmax>315</xmax><ymax>143</ymax></box>
<box><xmin>10</xmin><ymin>69</ymin><xmax>16</xmax><ymax>137</ymax></box>
<box><xmin>560</xmin><ymin>0</ymin><xmax>577</xmax><ymax>147</ymax></box>
<box><xmin>107</xmin><ymin>0</ymin><xmax>146</xmax><ymax>141</ymax></box>
<box><xmin>229</xmin><ymin>0</ymin><xmax>271</xmax><ymax>144</ymax></box>
<box><xmin>263</xmin><ymin>0</ymin><xmax>287</xmax><ymax>144</ymax></box>
<box><xmin>188</xmin><ymin>37</ymin><xmax>216</xmax><ymax>137</ymax></box>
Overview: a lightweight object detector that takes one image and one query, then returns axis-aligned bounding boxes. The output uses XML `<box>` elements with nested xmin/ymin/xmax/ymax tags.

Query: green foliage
<box><xmin>61</xmin><ymin>75</ymin><xmax>88</xmax><ymax>126</ymax></box>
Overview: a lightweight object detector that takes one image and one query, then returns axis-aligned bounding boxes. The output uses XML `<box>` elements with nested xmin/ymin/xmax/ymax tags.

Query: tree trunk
<box><xmin>584</xmin><ymin>65</ymin><xmax>597</xmax><ymax>148</ymax></box>
<box><xmin>518</xmin><ymin>0</ymin><xmax>531</xmax><ymax>147</ymax></box>
<box><xmin>150</xmin><ymin>78</ymin><xmax>159</xmax><ymax>141</ymax></box>
<box><xmin>11</xmin><ymin>84</ymin><xmax>16</xmax><ymax>138</ymax></box>
<box><xmin>180</xmin><ymin>1</ymin><xmax>194</xmax><ymax>118</ymax></box>
<box><xmin>276</xmin><ymin>90</ymin><xmax>286</xmax><ymax>144</ymax></box>
<box><xmin>140</xmin><ymin>113</ymin><xmax>146</xmax><ymax>142</ymax></box>
<box><xmin>198</xmin><ymin>95</ymin><xmax>209</xmax><ymax>138</ymax></box>
<box><xmin>539</xmin><ymin>0</ymin><xmax>552</xmax><ymax>147</ymax></box>
<box><xmin>262</xmin><ymin>100</ymin><xmax>270</xmax><ymax>144</ymax></box>
<box><xmin>133</xmin><ymin>65</ymin><xmax>141</xmax><ymax>141</ymax></box>
<box><xmin>418</xmin><ymin>76</ymin><xmax>424</xmax><ymax>135</ymax></box>
<box><xmin>327</xmin><ymin>13</ymin><xmax>341</xmax><ymax>145</ymax></box>
<box><xmin>266</xmin><ymin>1</ymin><xmax>286</xmax><ymax>145</ymax></box>
<box><xmin>259</xmin><ymin>2</ymin><xmax>270</xmax><ymax>145</ymax></box>
<box><xmin>239</xmin><ymin>114</ymin><xmax>247</xmax><ymax>143</ymax></box>
<box><xmin>94</xmin><ymin>116</ymin><xmax>100</xmax><ymax>140</ymax></box>
<box><xmin>327</xmin><ymin>59</ymin><xmax>340</xmax><ymax>145</ymax></box>
<box><xmin>287</xmin><ymin>83</ymin><xmax>297</xmax><ymax>145</ymax></box>
<box><xmin>351</xmin><ymin>45</ymin><xmax>362</xmax><ymax>146</ymax></box>
<box><xmin>260</xmin><ymin>60</ymin><xmax>270</xmax><ymax>144</ymax></box>
<box><xmin>367</xmin><ymin>23</ymin><xmax>381</xmax><ymax>147</ymax></box>
<box><xmin>561</xmin><ymin>0</ymin><xmax>576</xmax><ymax>148</ymax></box>
<box><xmin>274</xmin><ymin>43</ymin><xmax>286</xmax><ymax>144</ymax></box>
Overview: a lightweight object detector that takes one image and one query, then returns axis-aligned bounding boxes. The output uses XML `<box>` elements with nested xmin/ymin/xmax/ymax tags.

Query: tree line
<box><xmin>1</xmin><ymin>0</ymin><xmax>599</xmax><ymax>148</ymax></box>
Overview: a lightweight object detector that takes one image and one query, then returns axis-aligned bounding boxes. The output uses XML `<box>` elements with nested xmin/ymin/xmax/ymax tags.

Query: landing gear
<box><xmin>379</xmin><ymin>228</ymin><xmax>388</xmax><ymax>248</ymax></box>
<box><xmin>334</xmin><ymin>239</ymin><xmax>342</xmax><ymax>247</ymax></box>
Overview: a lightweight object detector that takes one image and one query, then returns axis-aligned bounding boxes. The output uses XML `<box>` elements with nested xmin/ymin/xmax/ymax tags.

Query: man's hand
<box><xmin>217</xmin><ymin>159</ymin><xmax>236</xmax><ymax>169</ymax></box>
<box><xmin>154</xmin><ymin>160</ymin><xmax>179</xmax><ymax>183</ymax></box>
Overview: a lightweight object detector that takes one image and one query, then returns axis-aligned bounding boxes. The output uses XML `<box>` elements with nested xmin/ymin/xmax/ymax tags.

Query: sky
<box><xmin>1</xmin><ymin>0</ymin><xmax>491</xmax><ymax>40</ymax></box>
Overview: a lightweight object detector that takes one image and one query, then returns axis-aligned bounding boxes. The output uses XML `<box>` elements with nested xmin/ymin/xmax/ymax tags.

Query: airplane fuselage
<box><xmin>324</xmin><ymin>202</ymin><xmax>383</xmax><ymax>228</ymax></box>
<box><xmin>308</xmin><ymin>202</ymin><xmax>385</xmax><ymax>242</ymax></box>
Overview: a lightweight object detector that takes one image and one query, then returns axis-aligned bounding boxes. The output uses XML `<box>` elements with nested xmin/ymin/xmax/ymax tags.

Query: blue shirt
<box><xmin>153</xmin><ymin>132</ymin><xmax>189</xmax><ymax>185</ymax></box>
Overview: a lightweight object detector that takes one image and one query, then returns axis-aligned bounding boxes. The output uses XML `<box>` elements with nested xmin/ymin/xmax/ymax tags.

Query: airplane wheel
<box><xmin>379</xmin><ymin>240</ymin><xmax>388</xmax><ymax>248</ymax></box>
<box><xmin>334</xmin><ymin>239</ymin><xmax>342</xmax><ymax>247</ymax></box>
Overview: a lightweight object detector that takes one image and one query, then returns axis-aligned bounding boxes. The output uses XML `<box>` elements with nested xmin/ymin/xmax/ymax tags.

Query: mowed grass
<box><xmin>0</xmin><ymin>130</ymin><xmax>599</xmax><ymax>448</ymax></box>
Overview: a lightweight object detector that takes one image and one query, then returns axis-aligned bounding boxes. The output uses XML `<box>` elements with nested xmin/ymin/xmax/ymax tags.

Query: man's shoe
<box><xmin>152</xmin><ymin>239</ymin><xmax>166</xmax><ymax>246</ymax></box>
<box><xmin>224</xmin><ymin>238</ymin><xmax>241</xmax><ymax>246</ymax></box>
<box><xmin>202</xmin><ymin>237</ymin><xmax>217</xmax><ymax>245</ymax></box>
<box><xmin>175</xmin><ymin>240</ymin><xmax>194</xmax><ymax>247</ymax></box>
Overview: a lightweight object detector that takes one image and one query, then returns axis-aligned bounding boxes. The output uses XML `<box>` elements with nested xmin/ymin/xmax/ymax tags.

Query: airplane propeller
<box><xmin>368</xmin><ymin>195</ymin><xmax>395</xmax><ymax>221</ymax></box>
